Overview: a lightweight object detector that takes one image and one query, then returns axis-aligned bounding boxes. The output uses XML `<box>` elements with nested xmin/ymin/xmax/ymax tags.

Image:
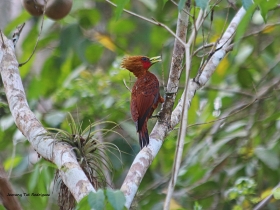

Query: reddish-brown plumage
<box><xmin>121</xmin><ymin>55</ymin><xmax>164</xmax><ymax>149</ymax></box>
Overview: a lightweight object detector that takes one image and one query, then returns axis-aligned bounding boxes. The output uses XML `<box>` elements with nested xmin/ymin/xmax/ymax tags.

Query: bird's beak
<box><xmin>150</xmin><ymin>56</ymin><xmax>162</xmax><ymax>64</ymax></box>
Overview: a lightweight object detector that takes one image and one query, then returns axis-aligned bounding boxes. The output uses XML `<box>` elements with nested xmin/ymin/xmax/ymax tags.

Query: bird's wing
<box><xmin>131</xmin><ymin>73</ymin><xmax>160</xmax><ymax>132</ymax></box>
<box><xmin>137</xmin><ymin>92</ymin><xmax>159</xmax><ymax>132</ymax></box>
<box><xmin>130</xmin><ymin>92</ymin><xmax>140</xmax><ymax>130</ymax></box>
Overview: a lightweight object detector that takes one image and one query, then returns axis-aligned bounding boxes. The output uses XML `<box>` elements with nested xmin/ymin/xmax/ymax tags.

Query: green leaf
<box><xmin>194</xmin><ymin>201</ymin><xmax>202</xmax><ymax>210</ymax></box>
<box><xmin>60</xmin><ymin>24</ymin><xmax>83</xmax><ymax>58</ymax></box>
<box><xmin>3</xmin><ymin>156</ymin><xmax>22</xmax><ymax>171</ymax></box>
<box><xmin>115</xmin><ymin>0</ymin><xmax>130</xmax><ymax>20</ymax></box>
<box><xmin>263</xmin><ymin>112</ymin><xmax>280</xmax><ymax>123</ymax></box>
<box><xmin>77</xmin><ymin>9</ymin><xmax>100</xmax><ymax>29</ymax></box>
<box><xmin>242</xmin><ymin>0</ymin><xmax>254</xmax><ymax>10</ymax></box>
<box><xmin>178</xmin><ymin>0</ymin><xmax>187</xmax><ymax>11</ymax></box>
<box><xmin>85</xmin><ymin>44</ymin><xmax>104</xmax><ymax>64</ymax></box>
<box><xmin>237</xmin><ymin>68</ymin><xmax>254</xmax><ymax>88</ymax></box>
<box><xmin>226</xmin><ymin>188</ymin><xmax>240</xmax><ymax>200</ymax></box>
<box><xmin>0</xmin><ymin>102</ymin><xmax>8</xmax><ymax>108</ymax></box>
<box><xmin>255</xmin><ymin>147</ymin><xmax>280</xmax><ymax>170</ymax></box>
<box><xmin>233</xmin><ymin>205</ymin><xmax>243</xmax><ymax>210</ymax></box>
<box><xmin>106</xmin><ymin>189</ymin><xmax>126</xmax><ymax>210</ymax></box>
<box><xmin>162</xmin><ymin>0</ymin><xmax>169</xmax><ymax>8</ymax></box>
<box><xmin>202</xmin><ymin>137</ymin><xmax>236</xmax><ymax>163</ymax></box>
<box><xmin>109</xmin><ymin>19</ymin><xmax>136</xmax><ymax>35</ymax></box>
<box><xmin>4</xmin><ymin>11</ymin><xmax>31</xmax><ymax>35</ymax></box>
<box><xmin>232</xmin><ymin>4</ymin><xmax>256</xmax><ymax>57</ymax></box>
<box><xmin>88</xmin><ymin>190</ymin><xmax>105</xmax><ymax>210</ymax></box>
<box><xmin>273</xmin><ymin>187</ymin><xmax>280</xmax><ymax>200</ymax></box>
<box><xmin>195</xmin><ymin>0</ymin><xmax>208</xmax><ymax>10</ymax></box>
<box><xmin>255</xmin><ymin>0</ymin><xmax>278</xmax><ymax>22</ymax></box>
<box><xmin>76</xmin><ymin>194</ymin><xmax>91</xmax><ymax>210</ymax></box>
<box><xmin>29</xmin><ymin>164</ymin><xmax>40</xmax><ymax>191</ymax></box>
<box><xmin>37</xmin><ymin>33</ymin><xmax>59</xmax><ymax>50</ymax></box>
<box><xmin>27</xmin><ymin>55</ymin><xmax>61</xmax><ymax>98</ymax></box>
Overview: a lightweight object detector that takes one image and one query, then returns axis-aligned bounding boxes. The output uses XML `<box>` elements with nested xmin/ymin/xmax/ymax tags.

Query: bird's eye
<box><xmin>141</xmin><ymin>57</ymin><xmax>148</xmax><ymax>61</ymax></box>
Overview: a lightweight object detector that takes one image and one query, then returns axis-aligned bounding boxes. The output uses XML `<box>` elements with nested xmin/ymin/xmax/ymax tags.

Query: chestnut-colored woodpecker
<box><xmin>121</xmin><ymin>56</ymin><xmax>164</xmax><ymax>149</ymax></box>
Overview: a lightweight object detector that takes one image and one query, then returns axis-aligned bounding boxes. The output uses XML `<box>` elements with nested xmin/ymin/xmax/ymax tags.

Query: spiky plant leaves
<box><xmin>44</xmin><ymin>113</ymin><xmax>123</xmax><ymax>210</ymax></box>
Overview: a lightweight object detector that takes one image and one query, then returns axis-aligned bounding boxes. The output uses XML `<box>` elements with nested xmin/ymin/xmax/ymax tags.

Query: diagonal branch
<box><xmin>120</xmin><ymin>6</ymin><xmax>247</xmax><ymax>209</ymax></box>
<box><xmin>120</xmin><ymin>2</ymin><xmax>191</xmax><ymax>207</ymax></box>
<box><xmin>253</xmin><ymin>182</ymin><xmax>280</xmax><ymax>210</ymax></box>
<box><xmin>0</xmin><ymin>34</ymin><xmax>96</xmax><ymax>202</ymax></box>
<box><xmin>171</xmin><ymin>7</ymin><xmax>247</xmax><ymax>128</ymax></box>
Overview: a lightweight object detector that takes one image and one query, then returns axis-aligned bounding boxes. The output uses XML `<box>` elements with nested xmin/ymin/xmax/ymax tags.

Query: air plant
<box><xmin>46</xmin><ymin>113</ymin><xmax>123</xmax><ymax>210</ymax></box>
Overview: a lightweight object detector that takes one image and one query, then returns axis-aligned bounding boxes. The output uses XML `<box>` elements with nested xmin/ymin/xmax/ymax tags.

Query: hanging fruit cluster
<box><xmin>22</xmin><ymin>0</ymin><xmax>73</xmax><ymax>20</ymax></box>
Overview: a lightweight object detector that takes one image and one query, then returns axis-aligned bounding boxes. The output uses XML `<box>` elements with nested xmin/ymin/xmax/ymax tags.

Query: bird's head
<box><xmin>121</xmin><ymin>55</ymin><xmax>161</xmax><ymax>77</ymax></box>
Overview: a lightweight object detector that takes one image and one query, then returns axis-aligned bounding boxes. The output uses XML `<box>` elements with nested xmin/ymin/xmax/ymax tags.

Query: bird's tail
<box><xmin>139</xmin><ymin>127</ymin><xmax>149</xmax><ymax>149</ymax></box>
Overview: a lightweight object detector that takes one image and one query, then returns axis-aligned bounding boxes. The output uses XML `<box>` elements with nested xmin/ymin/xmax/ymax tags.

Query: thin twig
<box><xmin>164</xmin><ymin>8</ymin><xmax>206</xmax><ymax>210</ymax></box>
<box><xmin>105</xmin><ymin>0</ymin><xmax>187</xmax><ymax>47</ymax></box>
<box><xmin>197</xmin><ymin>3</ymin><xmax>230</xmax><ymax>75</ymax></box>
<box><xmin>188</xmin><ymin>76</ymin><xmax>280</xmax><ymax>129</ymax></box>
<box><xmin>193</xmin><ymin>43</ymin><xmax>214</xmax><ymax>56</ymax></box>
<box><xmin>164</xmin><ymin>45</ymin><xmax>191</xmax><ymax>210</ymax></box>
<box><xmin>203</xmin><ymin>86</ymin><xmax>253</xmax><ymax>97</ymax></box>
<box><xmin>257</xmin><ymin>52</ymin><xmax>280</xmax><ymax>85</ymax></box>
<box><xmin>187</xmin><ymin>98</ymin><xmax>259</xmax><ymax>129</ymax></box>
<box><xmin>243</xmin><ymin>21</ymin><xmax>280</xmax><ymax>39</ymax></box>
<box><xmin>253</xmin><ymin>182</ymin><xmax>280</xmax><ymax>210</ymax></box>
<box><xmin>19</xmin><ymin>2</ymin><xmax>47</xmax><ymax>67</ymax></box>
<box><xmin>196</xmin><ymin>28</ymin><xmax>235</xmax><ymax>79</ymax></box>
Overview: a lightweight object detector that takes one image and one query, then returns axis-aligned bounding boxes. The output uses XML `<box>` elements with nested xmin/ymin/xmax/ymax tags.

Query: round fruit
<box><xmin>22</xmin><ymin>0</ymin><xmax>44</xmax><ymax>16</ymax></box>
<box><xmin>45</xmin><ymin>0</ymin><xmax>73</xmax><ymax>20</ymax></box>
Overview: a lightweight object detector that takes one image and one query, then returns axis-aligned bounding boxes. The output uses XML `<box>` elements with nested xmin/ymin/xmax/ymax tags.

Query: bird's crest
<box><xmin>121</xmin><ymin>56</ymin><xmax>149</xmax><ymax>78</ymax></box>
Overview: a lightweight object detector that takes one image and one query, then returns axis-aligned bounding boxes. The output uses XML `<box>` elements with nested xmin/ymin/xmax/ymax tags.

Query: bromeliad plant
<box><xmin>46</xmin><ymin>113</ymin><xmax>122</xmax><ymax>209</ymax></box>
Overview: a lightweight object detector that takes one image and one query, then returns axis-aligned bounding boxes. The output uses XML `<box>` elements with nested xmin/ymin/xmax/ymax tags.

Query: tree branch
<box><xmin>120</xmin><ymin>1</ymin><xmax>191</xmax><ymax>206</ymax></box>
<box><xmin>195</xmin><ymin>7</ymin><xmax>246</xmax><ymax>86</ymax></box>
<box><xmin>171</xmin><ymin>7</ymin><xmax>247</xmax><ymax>128</ymax></box>
<box><xmin>253</xmin><ymin>182</ymin><xmax>280</xmax><ymax>210</ymax></box>
<box><xmin>120</xmin><ymin>6</ymin><xmax>247</xmax><ymax>208</ymax></box>
<box><xmin>164</xmin><ymin>7</ymin><xmax>207</xmax><ymax>209</ymax></box>
<box><xmin>0</xmin><ymin>34</ymin><xmax>96</xmax><ymax>202</ymax></box>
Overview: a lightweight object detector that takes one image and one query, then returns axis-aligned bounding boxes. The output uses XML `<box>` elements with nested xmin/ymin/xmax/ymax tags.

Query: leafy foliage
<box><xmin>76</xmin><ymin>189</ymin><xmax>126</xmax><ymax>210</ymax></box>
